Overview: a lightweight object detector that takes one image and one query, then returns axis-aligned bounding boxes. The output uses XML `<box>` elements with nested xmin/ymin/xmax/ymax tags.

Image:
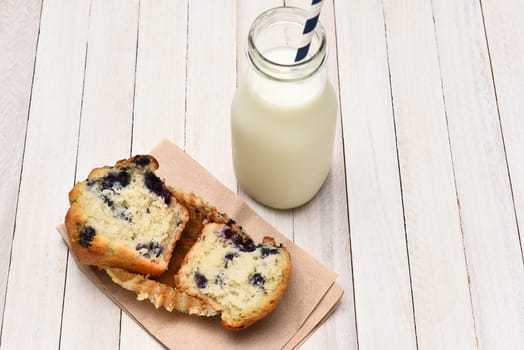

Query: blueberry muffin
<box><xmin>175</xmin><ymin>222</ymin><xmax>291</xmax><ymax>329</ymax></box>
<box><xmin>65</xmin><ymin>155</ymin><xmax>189</xmax><ymax>276</ymax></box>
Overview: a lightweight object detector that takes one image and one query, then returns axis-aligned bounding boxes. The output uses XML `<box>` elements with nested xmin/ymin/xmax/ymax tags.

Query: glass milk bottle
<box><xmin>231</xmin><ymin>7</ymin><xmax>337</xmax><ymax>209</ymax></box>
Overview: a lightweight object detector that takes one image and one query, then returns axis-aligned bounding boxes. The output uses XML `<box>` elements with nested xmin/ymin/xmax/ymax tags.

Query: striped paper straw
<box><xmin>295</xmin><ymin>0</ymin><xmax>324</xmax><ymax>62</ymax></box>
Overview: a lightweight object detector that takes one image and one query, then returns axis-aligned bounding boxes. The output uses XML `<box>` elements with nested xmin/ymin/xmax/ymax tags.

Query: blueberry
<box><xmin>163</xmin><ymin>191</ymin><xmax>172</xmax><ymax>205</ymax></box>
<box><xmin>238</xmin><ymin>237</ymin><xmax>256</xmax><ymax>252</ymax></box>
<box><xmin>261</xmin><ymin>247</ymin><xmax>280</xmax><ymax>258</ymax></box>
<box><xmin>194</xmin><ymin>271</ymin><xmax>208</xmax><ymax>288</ymax></box>
<box><xmin>133</xmin><ymin>156</ymin><xmax>151</xmax><ymax>167</ymax></box>
<box><xmin>79</xmin><ymin>226</ymin><xmax>96</xmax><ymax>248</ymax></box>
<box><xmin>136</xmin><ymin>241</ymin><xmax>163</xmax><ymax>258</ymax></box>
<box><xmin>223</xmin><ymin>227</ymin><xmax>234</xmax><ymax>239</ymax></box>
<box><xmin>231</xmin><ymin>234</ymin><xmax>243</xmax><ymax>246</ymax></box>
<box><xmin>149</xmin><ymin>242</ymin><xmax>162</xmax><ymax>257</ymax></box>
<box><xmin>224</xmin><ymin>252</ymin><xmax>239</xmax><ymax>267</ymax></box>
<box><xmin>226</xmin><ymin>218</ymin><xmax>236</xmax><ymax>227</ymax></box>
<box><xmin>144</xmin><ymin>172</ymin><xmax>163</xmax><ymax>195</ymax></box>
<box><xmin>225</xmin><ymin>252</ymin><xmax>238</xmax><ymax>261</ymax></box>
<box><xmin>101</xmin><ymin>169</ymin><xmax>131</xmax><ymax>191</ymax></box>
<box><xmin>144</xmin><ymin>172</ymin><xmax>171</xmax><ymax>205</ymax></box>
<box><xmin>249</xmin><ymin>272</ymin><xmax>265</xmax><ymax>288</ymax></box>
<box><xmin>102</xmin><ymin>195</ymin><xmax>114</xmax><ymax>208</ymax></box>
<box><xmin>220</xmin><ymin>227</ymin><xmax>256</xmax><ymax>252</ymax></box>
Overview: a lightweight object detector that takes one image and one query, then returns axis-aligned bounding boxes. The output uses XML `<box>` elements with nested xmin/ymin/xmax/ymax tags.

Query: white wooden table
<box><xmin>1</xmin><ymin>0</ymin><xmax>523</xmax><ymax>349</ymax></box>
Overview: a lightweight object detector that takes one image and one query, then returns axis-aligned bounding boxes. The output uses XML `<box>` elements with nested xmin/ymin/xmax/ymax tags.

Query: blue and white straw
<box><xmin>295</xmin><ymin>0</ymin><xmax>324</xmax><ymax>62</ymax></box>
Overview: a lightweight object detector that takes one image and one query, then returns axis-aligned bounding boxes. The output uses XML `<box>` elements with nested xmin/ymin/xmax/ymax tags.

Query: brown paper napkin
<box><xmin>57</xmin><ymin>139</ymin><xmax>343</xmax><ymax>349</ymax></box>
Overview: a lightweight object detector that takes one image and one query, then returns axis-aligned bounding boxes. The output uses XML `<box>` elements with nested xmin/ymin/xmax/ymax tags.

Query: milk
<box><xmin>231</xmin><ymin>47</ymin><xmax>338</xmax><ymax>209</ymax></box>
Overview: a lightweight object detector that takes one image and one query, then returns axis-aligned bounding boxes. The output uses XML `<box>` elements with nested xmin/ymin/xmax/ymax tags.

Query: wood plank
<box><xmin>382</xmin><ymin>0</ymin><xmax>477</xmax><ymax>348</ymax></box>
<box><xmin>59</xmin><ymin>1</ymin><xmax>139</xmax><ymax>349</ymax></box>
<box><xmin>235</xmin><ymin>1</ymin><xmax>294</xmax><ymax>238</ymax></box>
<box><xmin>329</xmin><ymin>0</ymin><xmax>417</xmax><ymax>348</ymax></box>
<box><xmin>481</xmin><ymin>0</ymin><xmax>524</xmax><ymax>256</ymax></box>
<box><xmin>0</xmin><ymin>0</ymin><xmax>42</xmax><ymax>332</ymax></box>
<box><xmin>283</xmin><ymin>0</ymin><xmax>357</xmax><ymax>349</ymax></box>
<box><xmin>120</xmin><ymin>316</ymin><xmax>163</xmax><ymax>350</ymax></box>
<box><xmin>130</xmin><ymin>0</ymin><xmax>188</xmax><ymax>155</ymax></box>
<box><xmin>0</xmin><ymin>0</ymin><xmax>89</xmax><ymax>348</ymax></box>
<box><xmin>432</xmin><ymin>0</ymin><xmax>524</xmax><ymax>348</ymax></box>
<box><xmin>184</xmin><ymin>0</ymin><xmax>237</xmax><ymax>191</ymax></box>
<box><xmin>121</xmin><ymin>1</ymin><xmax>188</xmax><ymax>348</ymax></box>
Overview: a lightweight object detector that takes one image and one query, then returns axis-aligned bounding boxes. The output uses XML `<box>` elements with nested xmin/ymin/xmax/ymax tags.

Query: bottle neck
<box><xmin>246</xmin><ymin>7</ymin><xmax>327</xmax><ymax>83</ymax></box>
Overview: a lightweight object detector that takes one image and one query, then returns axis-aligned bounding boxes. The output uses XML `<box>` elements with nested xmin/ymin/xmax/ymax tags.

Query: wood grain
<box><xmin>0</xmin><ymin>0</ymin><xmax>88</xmax><ymax>347</ymax></box>
<box><xmin>59</xmin><ymin>1</ymin><xmax>139</xmax><ymax>349</ymax></box>
<box><xmin>432</xmin><ymin>0</ymin><xmax>524</xmax><ymax>348</ymax></box>
<box><xmin>333</xmin><ymin>0</ymin><xmax>417</xmax><ymax>348</ymax></box>
<box><xmin>0</xmin><ymin>0</ymin><xmax>42</xmax><ymax>333</ymax></box>
<box><xmin>122</xmin><ymin>1</ymin><xmax>188</xmax><ymax>348</ymax></box>
<box><xmin>120</xmin><ymin>316</ymin><xmax>163</xmax><ymax>350</ymax></box>
<box><xmin>481</xmin><ymin>0</ymin><xmax>524</xmax><ymax>257</ymax></box>
<box><xmin>382</xmin><ymin>0</ymin><xmax>477</xmax><ymax>347</ymax></box>
<box><xmin>131</xmin><ymin>0</ymin><xmax>188</xmax><ymax>155</ymax></box>
<box><xmin>286</xmin><ymin>1</ymin><xmax>357</xmax><ymax>349</ymax></box>
<box><xmin>1</xmin><ymin>0</ymin><xmax>523</xmax><ymax>348</ymax></box>
<box><xmin>184</xmin><ymin>0</ymin><xmax>237</xmax><ymax>191</ymax></box>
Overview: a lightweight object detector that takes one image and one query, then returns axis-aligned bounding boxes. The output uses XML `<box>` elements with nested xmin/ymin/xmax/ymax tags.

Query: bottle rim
<box><xmin>247</xmin><ymin>6</ymin><xmax>327</xmax><ymax>82</ymax></box>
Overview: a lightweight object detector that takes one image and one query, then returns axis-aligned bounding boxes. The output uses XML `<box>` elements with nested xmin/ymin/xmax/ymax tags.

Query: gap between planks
<box><xmin>380</xmin><ymin>1</ymin><xmax>420</xmax><ymax>347</ymax></box>
<box><xmin>478</xmin><ymin>0</ymin><xmax>524</xmax><ymax>263</ymax></box>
